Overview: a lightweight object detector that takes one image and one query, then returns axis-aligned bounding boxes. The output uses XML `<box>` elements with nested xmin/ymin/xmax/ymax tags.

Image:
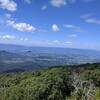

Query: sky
<box><xmin>0</xmin><ymin>0</ymin><xmax>100</xmax><ymax>50</ymax></box>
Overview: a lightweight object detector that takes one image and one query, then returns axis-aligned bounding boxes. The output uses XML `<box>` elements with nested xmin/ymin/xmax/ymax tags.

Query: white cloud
<box><xmin>0</xmin><ymin>0</ymin><xmax>17</xmax><ymax>11</ymax></box>
<box><xmin>84</xmin><ymin>18</ymin><xmax>100</xmax><ymax>25</ymax></box>
<box><xmin>7</xmin><ymin>20</ymin><xmax>36</xmax><ymax>32</ymax></box>
<box><xmin>0</xmin><ymin>35</ymin><xmax>16</xmax><ymax>40</ymax></box>
<box><xmin>52</xmin><ymin>24</ymin><xmax>60</xmax><ymax>32</ymax></box>
<box><xmin>63</xmin><ymin>24</ymin><xmax>83</xmax><ymax>32</ymax></box>
<box><xmin>41</xmin><ymin>5</ymin><xmax>47</xmax><ymax>10</ymax></box>
<box><xmin>50</xmin><ymin>0</ymin><xmax>66</xmax><ymax>7</ymax></box>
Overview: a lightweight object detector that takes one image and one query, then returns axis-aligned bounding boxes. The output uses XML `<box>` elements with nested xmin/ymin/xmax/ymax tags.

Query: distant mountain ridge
<box><xmin>0</xmin><ymin>43</ymin><xmax>100</xmax><ymax>73</ymax></box>
<box><xmin>0</xmin><ymin>43</ymin><xmax>100</xmax><ymax>55</ymax></box>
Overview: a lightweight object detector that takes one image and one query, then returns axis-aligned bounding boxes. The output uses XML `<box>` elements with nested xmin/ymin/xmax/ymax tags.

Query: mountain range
<box><xmin>0</xmin><ymin>43</ymin><xmax>100</xmax><ymax>73</ymax></box>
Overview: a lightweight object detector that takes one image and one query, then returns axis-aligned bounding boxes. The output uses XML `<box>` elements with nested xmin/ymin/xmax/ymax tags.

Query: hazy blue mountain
<box><xmin>0</xmin><ymin>43</ymin><xmax>100</xmax><ymax>55</ymax></box>
<box><xmin>0</xmin><ymin>44</ymin><xmax>100</xmax><ymax>73</ymax></box>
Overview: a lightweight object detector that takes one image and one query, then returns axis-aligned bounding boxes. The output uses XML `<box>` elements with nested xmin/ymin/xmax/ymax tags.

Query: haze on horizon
<box><xmin>0</xmin><ymin>0</ymin><xmax>100</xmax><ymax>50</ymax></box>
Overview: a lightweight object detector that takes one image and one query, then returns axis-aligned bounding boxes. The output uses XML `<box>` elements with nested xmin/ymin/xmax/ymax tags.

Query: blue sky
<box><xmin>0</xmin><ymin>0</ymin><xmax>100</xmax><ymax>50</ymax></box>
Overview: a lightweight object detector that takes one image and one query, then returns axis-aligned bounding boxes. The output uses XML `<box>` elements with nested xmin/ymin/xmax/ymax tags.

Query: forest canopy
<box><xmin>0</xmin><ymin>63</ymin><xmax>100</xmax><ymax>100</ymax></box>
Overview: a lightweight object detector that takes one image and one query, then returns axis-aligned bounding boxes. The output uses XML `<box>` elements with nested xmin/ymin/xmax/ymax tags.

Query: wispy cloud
<box><xmin>7</xmin><ymin>20</ymin><xmax>36</xmax><ymax>32</ymax></box>
<box><xmin>5</xmin><ymin>13</ymin><xmax>11</xmax><ymax>19</ymax></box>
<box><xmin>0</xmin><ymin>0</ymin><xmax>17</xmax><ymax>11</ymax></box>
<box><xmin>80</xmin><ymin>13</ymin><xmax>94</xmax><ymax>19</ymax></box>
<box><xmin>85</xmin><ymin>18</ymin><xmax>100</xmax><ymax>25</ymax></box>
<box><xmin>52</xmin><ymin>40</ymin><xmax>73</xmax><ymax>45</ymax></box>
<box><xmin>52</xmin><ymin>24</ymin><xmax>60</xmax><ymax>32</ymax></box>
<box><xmin>81</xmin><ymin>13</ymin><xmax>100</xmax><ymax>25</ymax></box>
<box><xmin>41</xmin><ymin>5</ymin><xmax>47</xmax><ymax>11</ymax></box>
<box><xmin>64</xmin><ymin>41</ymin><xmax>72</xmax><ymax>44</ymax></box>
<box><xmin>0</xmin><ymin>34</ymin><xmax>16</xmax><ymax>40</ymax></box>
<box><xmin>70</xmin><ymin>34</ymin><xmax>77</xmax><ymax>37</ymax></box>
<box><xmin>24</xmin><ymin>0</ymin><xmax>32</xmax><ymax>4</ymax></box>
<box><xmin>63</xmin><ymin>24</ymin><xmax>84</xmax><ymax>32</ymax></box>
<box><xmin>20</xmin><ymin>37</ymin><xmax>28</xmax><ymax>41</ymax></box>
<box><xmin>64</xmin><ymin>24</ymin><xmax>76</xmax><ymax>28</ymax></box>
<box><xmin>0</xmin><ymin>34</ymin><xmax>30</xmax><ymax>43</ymax></box>
<box><xmin>53</xmin><ymin>40</ymin><xmax>60</xmax><ymax>43</ymax></box>
<box><xmin>50</xmin><ymin>0</ymin><xmax>66</xmax><ymax>7</ymax></box>
<box><xmin>81</xmin><ymin>0</ymin><xmax>95</xmax><ymax>3</ymax></box>
<box><xmin>50</xmin><ymin>0</ymin><xmax>94</xmax><ymax>8</ymax></box>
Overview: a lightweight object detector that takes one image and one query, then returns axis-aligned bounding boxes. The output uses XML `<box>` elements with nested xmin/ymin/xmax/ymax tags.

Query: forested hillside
<box><xmin>0</xmin><ymin>63</ymin><xmax>100</xmax><ymax>100</ymax></box>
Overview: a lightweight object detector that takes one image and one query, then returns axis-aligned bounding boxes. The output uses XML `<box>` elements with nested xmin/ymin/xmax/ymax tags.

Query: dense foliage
<box><xmin>0</xmin><ymin>63</ymin><xmax>100</xmax><ymax>100</ymax></box>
